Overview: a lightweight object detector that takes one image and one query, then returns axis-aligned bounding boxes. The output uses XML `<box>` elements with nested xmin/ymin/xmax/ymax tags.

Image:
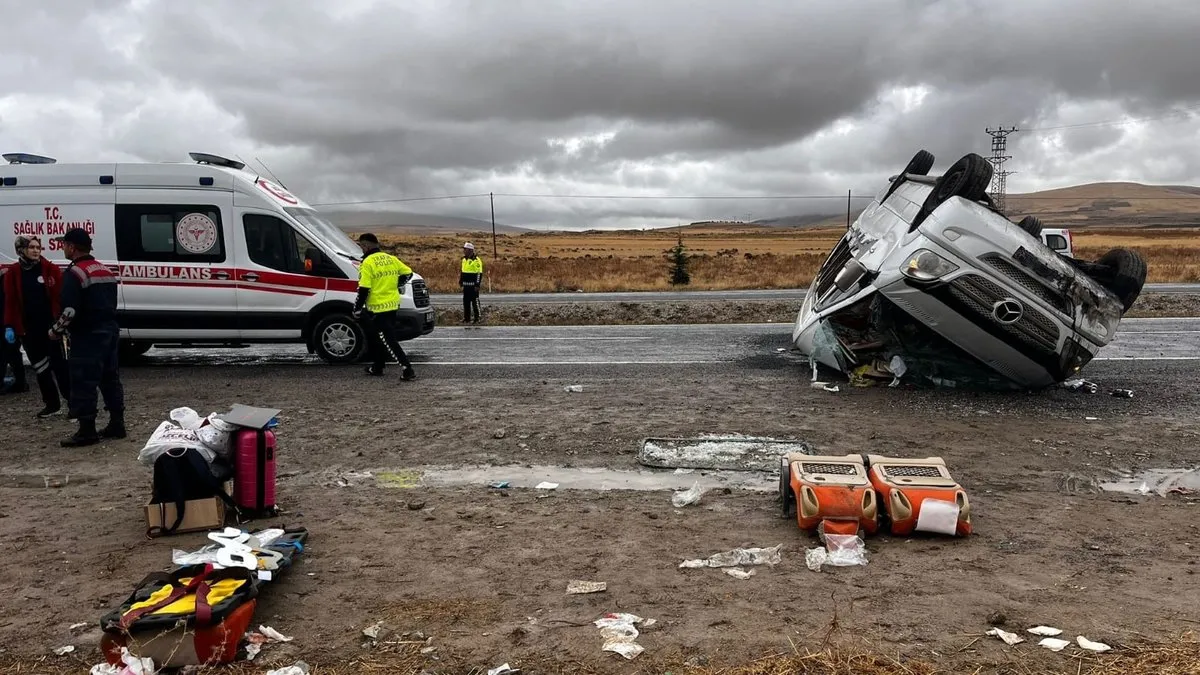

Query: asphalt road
<box><xmin>430</xmin><ymin>283</ymin><xmax>1200</xmax><ymax>305</ymax></box>
<box><xmin>138</xmin><ymin>317</ymin><xmax>1200</xmax><ymax>367</ymax></box>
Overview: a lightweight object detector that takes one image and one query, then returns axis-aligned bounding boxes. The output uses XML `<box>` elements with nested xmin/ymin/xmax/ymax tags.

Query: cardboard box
<box><xmin>144</xmin><ymin>482</ymin><xmax>232</xmax><ymax>537</ymax></box>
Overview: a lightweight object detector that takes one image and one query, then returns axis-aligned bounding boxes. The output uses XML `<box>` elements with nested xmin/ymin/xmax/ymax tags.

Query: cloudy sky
<box><xmin>2</xmin><ymin>0</ymin><xmax>1199</xmax><ymax>230</ymax></box>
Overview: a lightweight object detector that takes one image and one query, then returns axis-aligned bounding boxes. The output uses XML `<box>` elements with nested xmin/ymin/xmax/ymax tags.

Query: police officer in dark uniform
<box><xmin>48</xmin><ymin>228</ymin><xmax>125</xmax><ymax>447</ymax></box>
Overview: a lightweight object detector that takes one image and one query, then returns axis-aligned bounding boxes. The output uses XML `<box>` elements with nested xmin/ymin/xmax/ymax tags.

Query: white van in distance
<box><xmin>0</xmin><ymin>152</ymin><xmax>434</xmax><ymax>364</ymax></box>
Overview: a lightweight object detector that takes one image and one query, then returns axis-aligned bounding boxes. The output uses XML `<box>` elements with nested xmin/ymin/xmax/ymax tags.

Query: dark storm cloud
<box><xmin>0</xmin><ymin>0</ymin><xmax>1198</xmax><ymax>228</ymax></box>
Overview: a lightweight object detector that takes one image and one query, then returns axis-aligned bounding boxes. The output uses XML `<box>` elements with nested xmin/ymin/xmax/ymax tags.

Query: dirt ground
<box><xmin>2</xmin><ymin>341</ymin><xmax>1200</xmax><ymax>673</ymax></box>
<box><xmin>433</xmin><ymin>291</ymin><xmax>1200</xmax><ymax>326</ymax></box>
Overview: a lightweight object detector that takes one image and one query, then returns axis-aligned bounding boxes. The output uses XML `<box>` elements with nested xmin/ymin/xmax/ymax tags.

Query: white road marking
<box><xmin>415</xmin><ymin>360</ymin><xmax>720</xmax><ymax>365</ymax></box>
<box><xmin>418</xmin><ymin>337</ymin><xmax>652</xmax><ymax>341</ymax></box>
<box><xmin>1092</xmin><ymin>356</ymin><xmax>1200</xmax><ymax>361</ymax></box>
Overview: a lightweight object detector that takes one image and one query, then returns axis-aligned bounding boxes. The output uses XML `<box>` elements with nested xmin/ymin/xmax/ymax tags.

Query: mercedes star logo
<box><xmin>992</xmin><ymin>298</ymin><xmax>1024</xmax><ymax>325</ymax></box>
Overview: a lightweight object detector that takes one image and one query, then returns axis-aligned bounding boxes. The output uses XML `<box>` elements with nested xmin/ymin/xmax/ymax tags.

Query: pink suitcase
<box><xmin>232</xmin><ymin>428</ymin><xmax>277</xmax><ymax>516</ymax></box>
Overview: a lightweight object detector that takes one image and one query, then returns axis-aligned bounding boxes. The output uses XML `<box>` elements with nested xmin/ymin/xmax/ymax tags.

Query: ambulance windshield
<box><xmin>285</xmin><ymin>208</ymin><xmax>361</xmax><ymax>260</ymax></box>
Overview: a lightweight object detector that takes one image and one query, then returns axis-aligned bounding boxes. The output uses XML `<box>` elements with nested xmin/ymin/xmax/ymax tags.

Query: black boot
<box><xmin>101</xmin><ymin>410</ymin><xmax>126</xmax><ymax>439</ymax></box>
<box><xmin>401</xmin><ymin>366</ymin><xmax>417</xmax><ymax>381</ymax></box>
<box><xmin>61</xmin><ymin>417</ymin><xmax>101</xmax><ymax>447</ymax></box>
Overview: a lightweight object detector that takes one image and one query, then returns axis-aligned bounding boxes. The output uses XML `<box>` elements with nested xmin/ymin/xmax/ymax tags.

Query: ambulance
<box><xmin>0</xmin><ymin>152</ymin><xmax>435</xmax><ymax>364</ymax></box>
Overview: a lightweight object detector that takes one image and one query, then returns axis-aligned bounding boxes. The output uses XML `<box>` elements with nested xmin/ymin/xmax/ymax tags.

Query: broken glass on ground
<box><xmin>1098</xmin><ymin>468</ymin><xmax>1200</xmax><ymax>496</ymax></box>
<box><xmin>639</xmin><ymin>435</ymin><xmax>812</xmax><ymax>472</ymax></box>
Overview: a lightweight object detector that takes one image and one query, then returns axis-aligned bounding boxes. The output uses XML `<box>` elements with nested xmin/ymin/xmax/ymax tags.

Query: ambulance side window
<box><xmin>243</xmin><ymin>213</ymin><xmax>343</xmax><ymax>278</ymax></box>
<box><xmin>115</xmin><ymin>205</ymin><xmax>226</xmax><ymax>263</ymax></box>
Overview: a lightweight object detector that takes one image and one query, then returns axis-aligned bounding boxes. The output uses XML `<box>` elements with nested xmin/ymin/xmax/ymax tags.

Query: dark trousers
<box><xmin>22</xmin><ymin>330</ymin><xmax>70</xmax><ymax>407</ymax></box>
<box><xmin>67</xmin><ymin>327</ymin><xmax>124</xmax><ymax>420</ymax></box>
<box><xmin>462</xmin><ymin>286</ymin><xmax>481</xmax><ymax>323</ymax></box>
<box><xmin>365</xmin><ymin>311</ymin><xmax>412</xmax><ymax>372</ymax></box>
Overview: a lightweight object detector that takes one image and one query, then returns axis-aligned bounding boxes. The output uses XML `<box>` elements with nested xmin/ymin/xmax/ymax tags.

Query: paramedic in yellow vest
<box><xmin>353</xmin><ymin>233</ymin><xmax>417</xmax><ymax>380</ymax></box>
<box><xmin>460</xmin><ymin>242</ymin><xmax>484</xmax><ymax>324</ymax></box>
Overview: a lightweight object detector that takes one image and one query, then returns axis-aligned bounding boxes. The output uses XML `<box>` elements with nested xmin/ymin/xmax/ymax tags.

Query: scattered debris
<box><xmin>1077</xmin><ymin>636</ymin><xmax>1113</xmax><ymax>652</ymax></box>
<box><xmin>247</xmin><ymin>625</ymin><xmax>294</xmax><ymax>660</ymax></box>
<box><xmin>53</xmin><ymin>645</ymin><xmax>75</xmax><ymax>656</ymax></box>
<box><xmin>1027</xmin><ymin>626</ymin><xmax>1063</xmax><ymax>637</ymax></box>
<box><xmin>1038</xmin><ymin>637</ymin><xmax>1071</xmax><ymax>652</ymax></box>
<box><xmin>1099</xmin><ymin>468</ymin><xmax>1200</xmax><ymax>496</ymax></box>
<box><xmin>1062</xmin><ymin>379</ymin><xmax>1099</xmax><ymax>394</ymax></box>
<box><xmin>1111</xmin><ymin>388</ymin><xmax>1135</xmax><ymax>398</ymax></box>
<box><xmin>535</xmin><ymin>481</ymin><xmax>559</xmax><ymax>490</ymax></box>
<box><xmin>593</xmin><ymin>613</ymin><xmax>653</xmax><ymax>660</ymax></box>
<box><xmin>493</xmin><ymin>429</ymin><xmax>508</xmax><ymax>439</ymax></box>
<box><xmin>986</xmin><ymin>627</ymin><xmax>1024</xmax><ymax>646</ymax></box>
<box><xmin>265</xmin><ymin>663</ymin><xmax>310</xmax><ymax>675</ymax></box>
<box><xmin>723</xmin><ymin>567</ymin><xmax>755</xmax><ymax>580</ymax></box>
<box><xmin>69</xmin><ymin>622</ymin><xmax>89</xmax><ymax>632</ymax></box>
<box><xmin>489</xmin><ymin>481</ymin><xmax>510</xmax><ymax>489</ymax></box>
<box><xmin>640</xmin><ymin>435</ymin><xmax>813</xmax><ymax>472</ymax></box>
<box><xmin>671</xmin><ymin>482</ymin><xmax>706</xmax><ymax>507</ymax></box>
<box><xmin>567</xmin><ymin>580</ymin><xmax>608</xmax><ymax>594</ymax></box>
<box><xmin>487</xmin><ymin>664</ymin><xmax>521</xmax><ymax>675</ymax></box>
<box><xmin>805</xmin><ymin>534</ymin><xmax>869</xmax><ymax>571</ymax></box>
<box><xmin>680</xmin><ymin>544</ymin><xmax>783</xmax><ymax>569</ymax></box>
<box><xmin>564</xmin><ymin>385</ymin><xmax>584</xmax><ymax>392</ymax></box>
<box><xmin>363</xmin><ymin>621</ymin><xmax>385</xmax><ymax>639</ymax></box>
<box><xmin>89</xmin><ymin>647</ymin><xmax>155</xmax><ymax>675</ymax></box>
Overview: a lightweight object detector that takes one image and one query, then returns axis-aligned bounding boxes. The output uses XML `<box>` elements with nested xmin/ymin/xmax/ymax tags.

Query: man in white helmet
<box><xmin>460</xmin><ymin>242</ymin><xmax>484</xmax><ymax>324</ymax></box>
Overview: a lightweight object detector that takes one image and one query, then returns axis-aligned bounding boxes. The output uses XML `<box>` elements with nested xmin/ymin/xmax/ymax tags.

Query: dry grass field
<box><xmin>373</xmin><ymin>225</ymin><xmax>1200</xmax><ymax>293</ymax></box>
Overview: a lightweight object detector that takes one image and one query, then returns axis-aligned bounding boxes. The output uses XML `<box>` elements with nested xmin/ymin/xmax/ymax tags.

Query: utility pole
<box><xmin>489</xmin><ymin>192</ymin><xmax>497</xmax><ymax>258</ymax></box>
<box><xmin>985</xmin><ymin>126</ymin><xmax>1018</xmax><ymax>210</ymax></box>
<box><xmin>846</xmin><ymin>189</ymin><xmax>852</xmax><ymax>229</ymax></box>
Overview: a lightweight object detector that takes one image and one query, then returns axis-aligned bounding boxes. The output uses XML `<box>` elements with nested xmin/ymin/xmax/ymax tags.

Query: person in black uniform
<box><xmin>48</xmin><ymin>228</ymin><xmax>125</xmax><ymax>447</ymax></box>
<box><xmin>2</xmin><ymin>236</ymin><xmax>71</xmax><ymax>416</ymax></box>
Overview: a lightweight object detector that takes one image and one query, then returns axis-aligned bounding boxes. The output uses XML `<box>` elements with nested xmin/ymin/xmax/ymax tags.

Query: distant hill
<box><xmin>1005</xmin><ymin>182</ymin><xmax>1200</xmax><ymax>228</ymax></box>
<box><xmin>752</xmin><ymin>181</ymin><xmax>1200</xmax><ymax>231</ymax></box>
<box><xmin>321</xmin><ymin>208</ymin><xmax>531</xmax><ymax>234</ymax></box>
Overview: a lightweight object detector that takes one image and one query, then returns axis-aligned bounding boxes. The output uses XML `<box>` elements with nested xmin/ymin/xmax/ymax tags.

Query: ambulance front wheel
<box><xmin>313</xmin><ymin>313</ymin><xmax>367</xmax><ymax>365</ymax></box>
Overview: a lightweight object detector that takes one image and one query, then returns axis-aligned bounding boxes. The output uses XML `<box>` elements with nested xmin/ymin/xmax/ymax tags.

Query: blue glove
<box><xmin>3</xmin><ymin>327</ymin><xmax>13</xmax><ymax>344</ymax></box>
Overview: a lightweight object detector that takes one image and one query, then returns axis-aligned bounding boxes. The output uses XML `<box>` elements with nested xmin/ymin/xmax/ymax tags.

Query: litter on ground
<box><xmin>1027</xmin><ymin>625</ymin><xmax>1063</xmax><ymax>636</ymax></box>
<box><xmin>1077</xmin><ymin>636</ymin><xmax>1113</xmax><ymax>652</ymax></box>
<box><xmin>593</xmin><ymin>613</ymin><xmax>653</xmax><ymax>660</ymax></box>
<box><xmin>680</xmin><ymin>544</ymin><xmax>783</xmax><ymax>569</ymax></box>
<box><xmin>986</xmin><ymin>627</ymin><xmax>1024</xmax><ymax>645</ymax></box>
<box><xmin>567</xmin><ymin>580</ymin><xmax>607</xmax><ymax>594</ymax></box>
<box><xmin>1039</xmin><ymin>637</ymin><xmax>1071</xmax><ymax>652</ymax></box>
<box><xmin>671</xmin><ymin>482</ymin><xmax>706</xmax><ymax>507</ymax></box>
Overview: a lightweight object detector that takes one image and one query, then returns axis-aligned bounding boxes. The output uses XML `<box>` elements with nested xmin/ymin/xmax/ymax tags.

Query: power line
<box><xmin>312</xmin><ymin>191</ymin><xmax>1200</xmax><ymax>207</ymax></box>
<box><xmin>312</xmin><ymin>192</ymin><xmax>491</xmax><ymax>207</ymax></box>
<box><xmin>1023</xmin><ymin>102</ymin><xmax>1200</xmax><ymax>133</ymax></box>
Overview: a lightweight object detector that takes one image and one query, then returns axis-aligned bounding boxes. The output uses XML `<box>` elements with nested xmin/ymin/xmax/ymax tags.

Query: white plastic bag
<box><xmin>671</xmin><ymin>482</ymin><xmax>706</xmax><ymax>507</ymax></box>
<box><xmin>169</xmin><ymin>407</ymin><xmax>203</xmax><ymax>430</ymax></box>
<box><xmin>138</xmin><ymin>421</ymin><xmax>215</xmax><ymax>467</ymax></box>
<box><xmin>196</xmin><ymin>413</ymin><xmax>237</xmax><ymax>456</ymax></box>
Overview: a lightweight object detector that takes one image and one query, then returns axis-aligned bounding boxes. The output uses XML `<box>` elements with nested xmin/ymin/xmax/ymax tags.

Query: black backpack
<box><xmin>147</xmin><ymin>447</ymin><xmax>239</xmax><ymax>537</ymax></box>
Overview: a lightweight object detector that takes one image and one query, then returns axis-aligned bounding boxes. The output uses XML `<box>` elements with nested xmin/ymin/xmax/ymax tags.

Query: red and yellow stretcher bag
<box><xmin>99</xmin><ymin>563</ymin><xmax>258</xmax><ymax>667</ymax></box>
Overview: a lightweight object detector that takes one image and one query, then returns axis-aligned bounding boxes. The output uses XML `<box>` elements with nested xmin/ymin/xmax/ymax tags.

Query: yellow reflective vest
<box><xmin>358</xmin><ymin>250</ymin><xmax>412</xmax><ymax>313</ymax></box>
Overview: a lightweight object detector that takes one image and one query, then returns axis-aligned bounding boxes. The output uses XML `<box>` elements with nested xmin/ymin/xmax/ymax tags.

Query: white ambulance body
<box><xmin>0</xmin><ymin>152</ymin><xmax>434</xmax><ymax>363</ymax></box>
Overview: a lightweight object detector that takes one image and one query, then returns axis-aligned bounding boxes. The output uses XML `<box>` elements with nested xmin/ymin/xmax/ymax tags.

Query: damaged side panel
<box><xmin>1011</xmin><ymin>246</ymin><xmax>1123</xmax><ymax>343</ymax></box>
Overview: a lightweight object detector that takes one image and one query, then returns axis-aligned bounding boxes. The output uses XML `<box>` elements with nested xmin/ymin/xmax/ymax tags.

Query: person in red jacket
<box><xmin>2</xmin><ymin>236</ymin><xmax>71</xmax><ymax>417</ymax></box>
